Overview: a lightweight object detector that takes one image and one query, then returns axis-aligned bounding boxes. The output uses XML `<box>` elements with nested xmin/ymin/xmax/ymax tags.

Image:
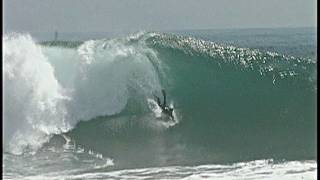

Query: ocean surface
<box><xmin>3</xmin><ymin>28</ymin><xmax>317</xmax><ymax>179</ymax></box>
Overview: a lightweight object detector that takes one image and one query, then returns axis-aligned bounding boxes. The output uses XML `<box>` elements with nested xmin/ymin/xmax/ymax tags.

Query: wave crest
<box><xmin>3</xmin><ymin>31</ymin><xmax>315</xmax><ymax>156</ymax></box>
<box><xmin>3</xmin><ymin>33</ymin><xmax>163</xmax><ymax>154</ymax></box>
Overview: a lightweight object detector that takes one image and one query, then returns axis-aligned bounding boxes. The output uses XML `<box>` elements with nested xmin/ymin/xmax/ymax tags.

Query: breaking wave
<box><xmin>3</xmin><ymin>31</ymin><xmax>316</xmax><ymax>168</ymax></box>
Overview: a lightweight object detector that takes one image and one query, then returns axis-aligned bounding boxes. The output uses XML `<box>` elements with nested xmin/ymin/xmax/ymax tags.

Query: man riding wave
<box><xmin>154</xmin><ymin>89</ymin><xmax>174</xmax><ymax>120</ymax></box>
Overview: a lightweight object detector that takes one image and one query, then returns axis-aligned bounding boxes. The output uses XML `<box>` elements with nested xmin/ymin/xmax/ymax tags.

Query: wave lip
<box><xmin>3</xmin><ymin>32</ymin><xmax>164</xmax><ymax>155</ymax></box>
<box><xmin>3</xmin><ymin>31</ymin><xmax>316</xmax><ymax>165</ymax></box>
<box><xmin>148</xmin><ymin>32</ymin><xmax>315</xmax><ymax>81</ymax></box>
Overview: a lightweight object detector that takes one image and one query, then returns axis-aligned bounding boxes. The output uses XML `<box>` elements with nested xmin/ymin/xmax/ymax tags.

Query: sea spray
<box><xmin>3</xmin><ymin>34</ymin><xmax>69</xmax><ymax>155</ymax></box>
<box><xmin>3</xmin><ymin>33</ymin><xmax>164</xmax><ymax>155</ymax></box>
<box><xmin>3</xmin><ymin>31</ymin><xmax>316</xmax><ymax>177</ymax></box>
<box><xmin>65</xmin><ymin>37</ymin><xmax>162</xmax><ymax>121</ymax></box>
<box><xmin>62</xmin><ymin>32</ymin><xmax>315</xmax><ymax>167</ymax></box>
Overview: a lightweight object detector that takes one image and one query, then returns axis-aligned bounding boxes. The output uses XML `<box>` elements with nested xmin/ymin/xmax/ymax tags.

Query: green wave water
<box><xmin>65</xmin><ymin>32</ymin><xmax>316</xmax><ymax>168</ymax></box>
<box><xmin>3</xmin><ymin>31</ymin><xmax>316</xmax><ymax>178</ymax></box>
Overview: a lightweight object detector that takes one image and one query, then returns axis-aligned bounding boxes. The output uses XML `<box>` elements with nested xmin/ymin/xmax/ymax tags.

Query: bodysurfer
<box><xmin>154</xmin><ymin>89</ymin><xmax>174</xmax><ymax>120</ymax></box>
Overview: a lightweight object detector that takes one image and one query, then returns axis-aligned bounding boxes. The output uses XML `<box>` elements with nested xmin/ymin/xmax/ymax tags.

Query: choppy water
<box><xmin>3</xmin><ymin>28</ymin><xmax>316</xmax><ymax>179</ymax></box>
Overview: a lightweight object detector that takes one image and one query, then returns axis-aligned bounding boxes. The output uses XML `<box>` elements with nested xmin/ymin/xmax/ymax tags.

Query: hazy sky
<box><xmin>4</xmin><ymin>0</ymin><xmax>316</xmax><ymax>33</ymax></box>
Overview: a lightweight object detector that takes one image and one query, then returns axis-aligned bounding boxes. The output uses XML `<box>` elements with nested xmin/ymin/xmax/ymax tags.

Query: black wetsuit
<box><xmin>154</xmin><ymin>90</ymin><xmax>174</xmax><ymax>120</ymax></box>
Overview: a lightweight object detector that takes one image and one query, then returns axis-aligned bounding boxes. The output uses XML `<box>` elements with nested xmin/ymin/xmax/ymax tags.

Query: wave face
<box><xmin>3</xmin><ymin>32</ymin><xmax>316</xmax><ymax>174</ymax></box>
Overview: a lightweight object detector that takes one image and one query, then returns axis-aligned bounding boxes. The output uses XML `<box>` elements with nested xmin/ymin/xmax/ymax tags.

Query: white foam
<box><xmin>147</xmin><ymin>98</ymin><xmax>179</xmax><ymax>128</ymax></box>
<box><xmin>20</xmin><ymin>159</ymin><xmax>316</xmax><ymax>180</ymax></box>
<box><xmin>3</xmin><ymin>33</ymin><xmax>163</xmax><ymax>154</ymax></box>
<box><xmin>4</xmin><ymin>34</ymin><xmax>69</xmax><ymax>155</ymax></box>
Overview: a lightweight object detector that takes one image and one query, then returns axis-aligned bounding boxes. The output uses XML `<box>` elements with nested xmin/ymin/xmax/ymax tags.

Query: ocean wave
<box><xmin>3</xmin><ymin>31</ymin><xmax>316</xmax><ymax>162</ymax></box>
<box><xmin>3</xmin><ymin>32</ymin><xmax>163</xmax><ymax>155</ymax></box>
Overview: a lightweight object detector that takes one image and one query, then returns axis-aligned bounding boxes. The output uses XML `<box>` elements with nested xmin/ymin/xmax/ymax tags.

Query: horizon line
<box><xmin>4</xmin><ymin>26</ymin><xmax>316</xmax><ymax>34</ymax></box>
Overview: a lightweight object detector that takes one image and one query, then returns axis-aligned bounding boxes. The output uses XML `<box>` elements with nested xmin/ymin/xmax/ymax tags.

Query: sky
<box><xmin>4</xmin><ymin>0</ymin><xmax>317</xmax><ymax>33</ymax></box>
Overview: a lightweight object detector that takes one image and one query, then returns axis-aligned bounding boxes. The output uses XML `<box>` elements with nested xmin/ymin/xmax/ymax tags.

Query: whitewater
<box><xmin>3</xmin><ymin>29</ymin><xmax>316</xmax><ymax>179</ymax></box>
<box><xmin>4</xmin><ymin>32</ymin><xmax>163</xmax><ymax>154</ymax></box>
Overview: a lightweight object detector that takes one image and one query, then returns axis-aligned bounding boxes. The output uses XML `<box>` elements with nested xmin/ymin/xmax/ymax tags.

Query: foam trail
<box><xmin>19</xmin><ymin>160</ymin><xmax>317</xmax><ymax>180</ymax></box>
